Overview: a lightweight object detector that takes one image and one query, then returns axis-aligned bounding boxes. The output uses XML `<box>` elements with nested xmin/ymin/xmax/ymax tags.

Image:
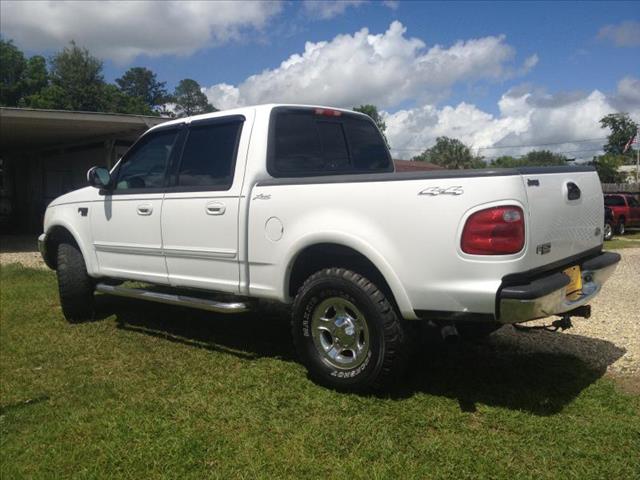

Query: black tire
<box><xmin>291</xmin><ymin>268</ymin><xmax>408</xmax><ymax>392</ymax></box>
<box><xmin>56</xmin><ymin>242</ymin><xmax>95</xmax><ymax>322</ymax></box>
<box><xmin>616</xmin><ymin>220</ymin><xmax>625</xmax><ymax>235</ymax></box>
<box><xmin>455</xmin><ymin>321</ymin><xmax>503</xmax><ymax>341</ymax></box>
<box><xmin>604</xmin><ymin>222</ymin><xmax>613</xmax><ymax>241</ymax></box>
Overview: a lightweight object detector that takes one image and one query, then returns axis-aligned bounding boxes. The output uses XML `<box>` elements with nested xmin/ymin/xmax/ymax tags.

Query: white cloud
<box><xmin>303</xmin><ymin>0</ymin><xmax>365</xmax><ymax>19</ymax></box>
<box><xmin>0</xmin><ymin>0</ymin><xmax>283</xmax><ymax>64</ymax></box>
<box><xmin>386</xmin><ymin>77</ymin><xmax>640</xmax><ymax>161</ymax></box>
<box><xmin>597</xmin><ymin>20</ymin><xmax>640</xmax><ymax>47</ymax></box>
<box><xmin>204</xmin><ymin>21</ymin><xmax>536</xmax><ymax>110</ymax></box>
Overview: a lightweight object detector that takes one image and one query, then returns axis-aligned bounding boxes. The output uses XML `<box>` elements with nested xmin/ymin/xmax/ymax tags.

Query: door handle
<box><xmin>137</xmin><ymin>203</ymin><xmax>153</xmax><ymax>216</ymax></box>
<box><xmin>205</xmin><ymin>202</ymin><xmax>226</xmax><ymax>216</ymax></box>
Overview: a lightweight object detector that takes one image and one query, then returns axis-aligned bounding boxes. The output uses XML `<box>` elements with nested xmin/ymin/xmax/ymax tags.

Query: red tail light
<box><xmin>461</xmin><ymin>206</ymin><xmax>525</xmax><ymax>255</ymax></box>
<box><xmin>315</xmin><ymin>108</ymin><xmax>342</xmax><ymax>117</ymax></box>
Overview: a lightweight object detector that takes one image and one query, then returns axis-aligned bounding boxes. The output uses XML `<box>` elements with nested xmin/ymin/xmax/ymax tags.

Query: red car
<box><xmin>604</xmin><ymin>194</ymin><xmax>640</xmax><ymax>235</ymax></box>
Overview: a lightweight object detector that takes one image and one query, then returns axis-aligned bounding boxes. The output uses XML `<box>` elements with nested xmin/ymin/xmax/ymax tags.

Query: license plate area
<box><xmin>563</xmin><ymin>265</ymin><xmax>582</xmax><ymax>300</ymax></box>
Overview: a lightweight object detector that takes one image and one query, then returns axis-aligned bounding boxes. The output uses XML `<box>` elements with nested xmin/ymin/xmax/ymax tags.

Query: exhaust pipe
<box><xmin>440</xmin><ymin>323</ymin><xmax>459</xmax><ymax>344</ymax></box>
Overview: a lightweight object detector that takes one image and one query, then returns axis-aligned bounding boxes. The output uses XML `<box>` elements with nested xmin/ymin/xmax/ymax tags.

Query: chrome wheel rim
<box><xmin>310</xmin><ymin>297</ymin><xmax>370</xmax><ymax>370</ymax></box>
<box><xmin>604</xmin><ymin>223</ymin><xmax>612</xmax><ymax>240</ymax></box>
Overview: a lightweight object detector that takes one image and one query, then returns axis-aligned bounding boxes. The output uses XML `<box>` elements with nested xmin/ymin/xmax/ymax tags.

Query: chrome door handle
<box><xmin>137</xmin><ymin>203</ymin><xmax>153</xmax><ymax>216</ymax></box>
<box><xmin>205</xmin><ymin>202</ymin><xmax>226</xmax><ymax>215</ymax></box>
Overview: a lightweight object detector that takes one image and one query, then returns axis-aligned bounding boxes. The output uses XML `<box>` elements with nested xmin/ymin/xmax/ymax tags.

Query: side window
<box><xmin>269</xmin><ymin>108</ymin><xmax>391</xmax><ymax>177</ymax></box>
<box><xmin>343</xmin><ymin>117</ymin><xmax>389</xmax><ymax>170</ymax></box>
<box><xmin>114</xmin><ymin>129</ymin><xmax>178</xmax><ymax>191</ymax></box>
<box><xmin>176</xmin><ymin>120</ymin><xmax>243</xmax><ymax>189</ymax></box>
<box><xmin>628</xmin><ymin>197</ymin><xmax>639</xmax><ymax>207</ymax></box>
<box><xmin>604</xmin><ymin>196</ymin><xmax>625</xmax><ymax>207</ymax></box>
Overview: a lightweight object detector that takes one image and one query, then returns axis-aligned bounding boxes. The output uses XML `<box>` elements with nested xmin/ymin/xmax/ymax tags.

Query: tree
<box><xmin>489</xmin><ymin>155</ymin><xmax>520</xmax><ymax>168</ymax></box>
<box><xmin>600</xmin><ymin>113</ymin><xmax>638</xmax><ymax>158</ymax></box>
<box><xmin>101</xmin><ymin>84</ymin><xmax>154</xmax><ymax>115</ymax></box>
<box><xmin>0</xmin><ymin>38</ymin><xmax>27</xmax><ymax>106</ymax></box>
<box><xmin>116</xmin><ymin>67</ymin><xmax>169</xmax><ymax>112</ymax></box>
<box><xmin>489</xmin><ymin>150</ymin><xmax>568</xmax><ymax>168</ymax></box>
<box><xmin>27</xmin><ymin>41</ymin><xmax>105</xmax><ymax>111</ymax></box>
<box><xmin>591</xmin><ymin>154</ymin><xmax>627</xmax><ymax>183</ymax></box>
<box><xmin>173</xmin><ymin>79</ymin><xmax>216</xmax><ymax>117</ymax></box>
<box><xmin>412</xmin><ymin>136</ymin><xmax>484</xmax><ymax>169</ymax></box>
<box><xmin>353</xmin><ymin>104</ymin><xmax>388</xmax><ymax>145</ymax></box>
<box><xmin>1</xmin><ymin>39</ymin><xmax>49</xmax><ymax>107</ymax></box>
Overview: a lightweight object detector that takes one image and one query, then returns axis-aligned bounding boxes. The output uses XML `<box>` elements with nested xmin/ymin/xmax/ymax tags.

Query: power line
<box><xmin>476</xmin><ymin>137</ymin><xmax>607</xmax><ymax>150</ymax></box>
<box><xmin>390</xmin><ymin>137</ymin><xmax>607</xmax><ymax>152</ymax></box>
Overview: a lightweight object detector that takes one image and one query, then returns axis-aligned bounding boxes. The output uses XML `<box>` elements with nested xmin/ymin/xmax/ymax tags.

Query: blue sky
<box><xmin>2</xmin><ymin>1</ymin><xmax>639</xmax><ymax>158</ymax></box>
<box><xmin>91</xmin><ymin>1</ymin><xmax>639</xmax><ymax>115</ymax></box>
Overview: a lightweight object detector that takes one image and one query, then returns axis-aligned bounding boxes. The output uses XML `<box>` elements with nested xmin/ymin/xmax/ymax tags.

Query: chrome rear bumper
<box><xmin>498</xmin><ymin>251</ymin><xmax>620</xmax><ymax>324</ymax></box>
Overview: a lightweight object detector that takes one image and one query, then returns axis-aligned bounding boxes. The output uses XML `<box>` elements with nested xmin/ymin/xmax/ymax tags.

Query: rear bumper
<box><xmin>498</xmin><ymin>251</ymin><xmax>620</xmax><ymax>324</ymax></box>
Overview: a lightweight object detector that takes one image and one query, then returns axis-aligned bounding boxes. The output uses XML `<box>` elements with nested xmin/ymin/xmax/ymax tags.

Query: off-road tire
<box><xmin>616</xmin><ymin>220</ymin><xmax>625</xmax><ymax>235</ymax></box>
<box><xmin>57</xmin><ymin>242</ymin><xmax>95</xmax><ymax>322</ymax></box>
<box><xmin>291</xmin><ymin>268</ymin><xmax>409</xmax><ymax>392</ymax></box>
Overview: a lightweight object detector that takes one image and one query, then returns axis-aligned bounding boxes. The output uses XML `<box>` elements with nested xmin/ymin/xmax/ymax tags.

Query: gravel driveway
<box><xmin>2</xmin><ymin>234</ymin><xmax>638</xmax><ymax>383</ymax></box>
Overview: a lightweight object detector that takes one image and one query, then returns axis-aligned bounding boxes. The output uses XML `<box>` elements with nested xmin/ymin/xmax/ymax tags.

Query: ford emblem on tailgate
<box><xmin>536</xmin><ymin>243</ymin><xmax>551</xmax><ymax>255</ymax></box>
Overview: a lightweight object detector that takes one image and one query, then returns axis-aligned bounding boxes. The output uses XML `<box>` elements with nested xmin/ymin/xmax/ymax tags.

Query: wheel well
<box><xmin>288</xmin><ymin>243</ymin><xmax>396</xmax><ymax>305</ymax></box>
<box><xmin>45</xmin><ymin>226</ymin><xmax>78</xmax><ymax>269</ymax></box>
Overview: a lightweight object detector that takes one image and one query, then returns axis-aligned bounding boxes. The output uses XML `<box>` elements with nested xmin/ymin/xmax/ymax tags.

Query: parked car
<box><xmin>38</xmin><ymin>104</ymin><xmax>620</xmax><ymax>391</ymax></box>
<box><xmin>604</xmin><ymin>206</ymin><xmax>614</xmax><ymax>241</ymax></box>
<box><xmin>604</xmin><ymin>194</ymin><xmax>640</xmax><ymax>235</ymax></box>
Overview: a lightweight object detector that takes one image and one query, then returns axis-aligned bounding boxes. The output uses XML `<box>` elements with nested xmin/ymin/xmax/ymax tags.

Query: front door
<box><xmin>91</xmin><ymin>127</ymin><xmax>181</xmax><ymax>283</ymax></box>
<box><xmin>162</xmin><ymin>115</ymin><xmax>248</xmax><ymax>293</ymax></box>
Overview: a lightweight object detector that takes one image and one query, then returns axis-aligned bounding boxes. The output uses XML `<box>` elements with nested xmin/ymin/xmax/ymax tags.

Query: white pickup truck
<box><xmin>39</xmin><ymin>104</ymin><xmax>620</xmax><ymax>391</ymax></box>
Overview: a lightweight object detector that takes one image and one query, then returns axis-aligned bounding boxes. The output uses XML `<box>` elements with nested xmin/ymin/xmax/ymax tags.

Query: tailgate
<box><xmin>520</xmin><ymin>168</ymin><xmax>603</xmax><ymax>269</ymax></box>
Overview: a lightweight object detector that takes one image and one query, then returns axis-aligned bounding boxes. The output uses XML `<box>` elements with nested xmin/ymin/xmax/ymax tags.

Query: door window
<box><xmin>114</xmin><ymin>129</ymin><xmax>178</xmax><ymax>191</ymax></box>
<box><xmin>175</xmin><ymin>119</ymin><xmax>243</xmax><ymax>190</ymax></box>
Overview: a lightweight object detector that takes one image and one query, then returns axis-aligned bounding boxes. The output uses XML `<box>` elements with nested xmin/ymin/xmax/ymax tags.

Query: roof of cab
<box><xmin>146</xmin><ymin>104</ymin><xmax>368</xmax><ymax>134</ymax></box>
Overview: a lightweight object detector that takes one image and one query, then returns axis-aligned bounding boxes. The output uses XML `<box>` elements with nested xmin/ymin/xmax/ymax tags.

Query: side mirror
<box><xmin>87</xmin><ymin>166</ymin><xmax>112</xmax><ymax>189</ymax></box>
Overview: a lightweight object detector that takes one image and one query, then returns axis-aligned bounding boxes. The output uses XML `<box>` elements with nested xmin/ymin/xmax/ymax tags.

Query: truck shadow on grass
<box><xmin>94</xmin><ymin>296</ymin><xmax>625</xmax><ymax>416</ymax></box>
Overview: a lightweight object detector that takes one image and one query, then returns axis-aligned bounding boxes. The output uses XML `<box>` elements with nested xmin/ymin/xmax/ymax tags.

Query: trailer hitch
<box><xmin>514</xmin><ymin>305</ymin><xmax>591</xmax><ymax>333</ymax></box>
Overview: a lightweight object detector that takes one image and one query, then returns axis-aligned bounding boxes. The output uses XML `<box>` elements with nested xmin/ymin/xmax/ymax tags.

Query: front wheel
<box><xmin>56</xmin><ymin>242</ymin><xmax>95</xmax><ymax>322</ymax></box>
<box><xmin>291</xmin><ymin>268</ymin><xmax>409</xmax><ymax>392</ymax></box>
<box><xmin>616</xmin><ymin>220</ymin><xmax>625</xmax><ymax>235</ymax></box>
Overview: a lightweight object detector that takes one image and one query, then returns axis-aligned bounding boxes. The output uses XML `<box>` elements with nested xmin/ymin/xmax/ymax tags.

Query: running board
<box><xmin>95</xmin><ymin>283</ymin><xmax>251</xmax><ymax>314</ymax></box>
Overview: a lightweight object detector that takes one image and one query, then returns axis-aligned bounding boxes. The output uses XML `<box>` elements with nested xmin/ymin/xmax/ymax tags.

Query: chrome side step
<box><xmin>95</xmin><ymin>284</ymin><xmax>251</xmax><ymax>314</ymax></box>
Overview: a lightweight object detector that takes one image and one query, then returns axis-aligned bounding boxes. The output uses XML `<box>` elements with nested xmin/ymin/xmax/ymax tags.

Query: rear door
<box><xmin>519</xmin><ymin>168</ymin><xmax>604</xmax><ymax>268</ymax></box>
<box><xmin>161</xmin><ymin>114</ymin><xmax>250</xmax><ymax>292</ymax></box>
<box><xmin>627</xmin><ymin>196</ymin><xmax>640</xmax><ymax>225</ymax></box>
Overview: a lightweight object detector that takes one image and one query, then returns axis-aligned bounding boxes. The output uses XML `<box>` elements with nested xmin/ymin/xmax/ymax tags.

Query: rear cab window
<box><xmin>267</xmin><ymin>107</ymin><xmax>392</xmax><ymax>177</ymax></box>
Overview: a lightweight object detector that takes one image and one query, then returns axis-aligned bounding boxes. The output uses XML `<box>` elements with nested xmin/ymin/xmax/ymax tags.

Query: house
<box><xmin>0</xmin><ymin>107</ymin><xmax>168</xmax><ymax>233</ymax></box>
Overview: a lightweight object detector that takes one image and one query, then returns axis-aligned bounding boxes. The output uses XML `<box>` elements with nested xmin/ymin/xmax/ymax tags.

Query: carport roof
<box><xmin>0</xmin><ymin>107</ymin><xmax>169</xmax><ymax>152</ymax></box>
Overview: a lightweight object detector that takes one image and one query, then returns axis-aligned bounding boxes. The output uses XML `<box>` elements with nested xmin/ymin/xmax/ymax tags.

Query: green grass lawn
<box><xmin>1</xmin><ymin>265</ymin><xmax>639</xmax><ymax>479</ymax></box>
<box><xmin>604</xmin><ymin>230</ymin><xmax>640</xmax><ymax>250</ymax></box>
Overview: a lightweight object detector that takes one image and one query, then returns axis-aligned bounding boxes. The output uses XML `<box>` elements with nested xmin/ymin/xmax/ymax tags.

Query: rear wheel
<box><xmin>291</xmin><ymin>268</ymin><xmax>409</xmax><ymax>392</ymax></box>
<box><xmin>56</xmin><ymin>242</ymin><xmax>95</xmax><ymax>322</ymax></box>
<box><xmin>604</xmin><ymin>222</ymin><xmax>613</xmax><ymax>241</ymax></box>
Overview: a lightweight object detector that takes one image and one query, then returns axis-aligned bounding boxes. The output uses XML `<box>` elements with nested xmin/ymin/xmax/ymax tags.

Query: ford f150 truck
<box><xmin>39</xmin><ymin>104</ymin><xmax>620</xmax><ymax>391</ymax></box>
<box><xmin>604</xmin><ymin>193</ymin><xmax>640</xmax><ymax>235</ymax></box>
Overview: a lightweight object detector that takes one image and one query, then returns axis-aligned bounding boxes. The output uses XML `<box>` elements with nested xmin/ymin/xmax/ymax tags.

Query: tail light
<box><xmin>315</xmin><ymin>108</ymin><xmax>342</xmax><ymax>117</ymax></box>
<box><xmin>461</xmin><ymin>206</ymin><xmax>525</xmax><ymax>255</ymax></box>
